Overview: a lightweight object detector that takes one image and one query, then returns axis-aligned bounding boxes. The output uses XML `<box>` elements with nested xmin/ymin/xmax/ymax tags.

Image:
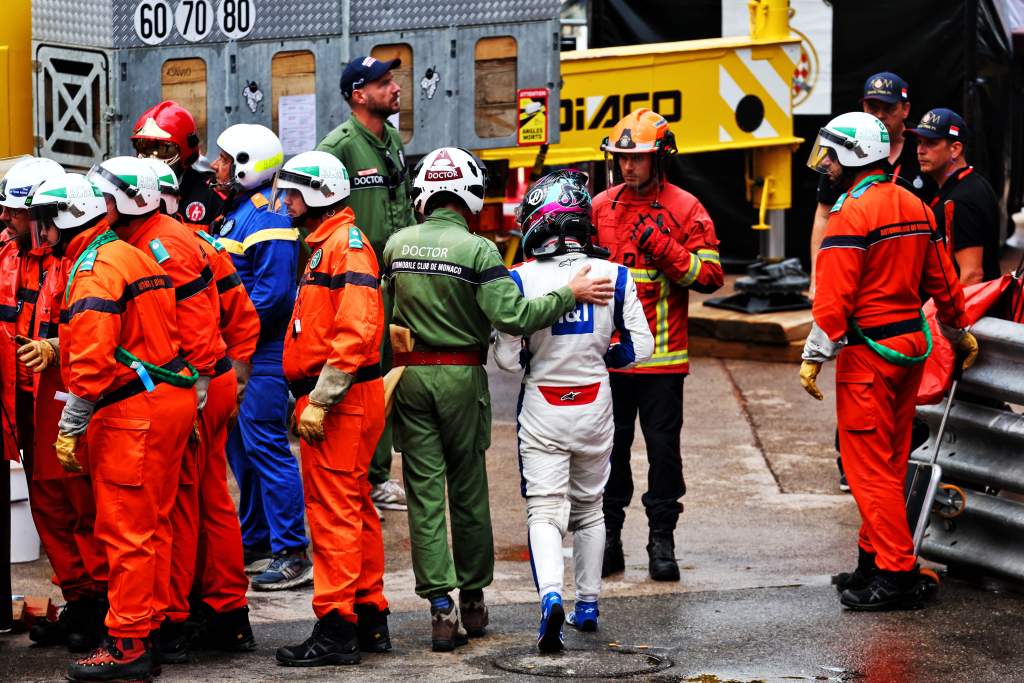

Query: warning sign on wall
<box><xmin>517</xmin><ymin>88</ymin><xmax>549</xmax><ymax>146</ymax></box>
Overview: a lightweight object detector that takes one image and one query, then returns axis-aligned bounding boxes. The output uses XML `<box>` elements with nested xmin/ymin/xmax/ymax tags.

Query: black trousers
<box><xmin>603</xmin><ymin>373</ymin><xmax>685</xmax><ymax>533</ymax></box>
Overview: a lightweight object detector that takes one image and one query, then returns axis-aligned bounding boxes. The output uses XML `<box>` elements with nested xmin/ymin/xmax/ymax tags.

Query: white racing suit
<box><xmin>492</xmin><ymin>249</ymin><xmax>653</xmax><ymax>602</ymax></box>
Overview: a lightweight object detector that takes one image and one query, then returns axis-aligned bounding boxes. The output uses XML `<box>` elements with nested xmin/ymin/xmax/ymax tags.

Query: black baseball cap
<box><xmin>340</xmin><ymin>55</ymin><xmax>401</xmax><ymax>100</ymax></box>
<box><xmin>860</xmin><ymin>71</ymin><xmax>909</xmax><ymax>104</ymax></box>
<box><xmin>904</xmin><ymin>108</ymin><xmax>967</xmax><ymax>141</ymax></box>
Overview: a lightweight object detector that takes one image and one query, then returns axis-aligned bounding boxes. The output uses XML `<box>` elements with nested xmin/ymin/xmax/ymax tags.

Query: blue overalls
<box><xmin>215</xmin><ymin>185</ymin><xmax>308</xmax><ymax>555</ymax></box>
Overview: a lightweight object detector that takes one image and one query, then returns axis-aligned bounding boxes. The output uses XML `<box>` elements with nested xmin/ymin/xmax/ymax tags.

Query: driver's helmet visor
<box><xmin>133</xmin><ymin>138</ymin><xmax>181</xmax><ymax>166</ymax></box>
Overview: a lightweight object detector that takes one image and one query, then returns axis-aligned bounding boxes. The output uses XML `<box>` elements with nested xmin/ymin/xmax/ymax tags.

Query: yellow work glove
<box><xmin>16</xmin><ymin>336</ymin><xmax>56</xmax><ymax>373</ymax></box>
<box><xmin>955</xmin><ymin>331</ymin><xmax>979</xmax><ymax>371</ymax></box>
<box><xmin>296</xmin><ymin>402</ymin><xmax>328</xmax><ymax>444</ymax></box>
<box><xmin>54</xmin><ymin>432</ymin><xmax>83</xmax><ymax>473</ymax></box>
<box><xmin>188</xmin><ymin>420</ymin><xmax>201</xmax><ymax>448</ymax></box>
<box><xmin>800</xmin><ymin>360</ymin><xmax>824</xmax><ymax>401</ymax></box>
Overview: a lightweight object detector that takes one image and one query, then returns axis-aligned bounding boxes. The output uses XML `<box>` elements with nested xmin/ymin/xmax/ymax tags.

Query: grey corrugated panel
<box><xmin>350</xmin><ymin>0</ymin><xmax>561</xmax><ymax>33</ymax></box>
<box><xmin>959</xmin><ymin>316</ymin><xmax>1024</xmax><ymax>406</ymax></box>
<box><xmin>33</xmin><ymin>0</ymin><xmax>560</xmax><ymax>48</ymax></box>
<box><xmin>912</xmin><ymin>401</ymin><xmax>1024</xmax><ymax>494</ymax></box>
<box><xmin>922</xmin><ymin>491</ymin><xmax>1024</xmax><ymax>582</ymax></box>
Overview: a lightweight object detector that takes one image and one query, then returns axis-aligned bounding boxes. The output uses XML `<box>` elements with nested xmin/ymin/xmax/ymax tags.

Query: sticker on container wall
<box><xmin>243</xmin><ymin>81</ymin><xmax>264</xmax><ymax>114</ymax></box>
<box><xmin>420</xmin><ymin>66</ymin><xmax>440</xmax><ymax>100</ymax></box>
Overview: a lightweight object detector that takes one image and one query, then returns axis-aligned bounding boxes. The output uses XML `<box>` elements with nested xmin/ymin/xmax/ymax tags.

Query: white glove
<box><xmin>58</xmin><ymin>393</ymin><xmax>95</xmax><ymax>436</ymax></box>
<box><xmin>195</xmin><ymin>375</ymin><xmax>211</xmax><ymax>412</ymax></box>
<box><xmin>801</xmin><ymin>322</ymin><xmax>846</xmax><ymax>363</ymax></box>
<box><xmin>309</xmin><ymin>363</ymin><xmax>354</xmax><ymax>408</ymax></box>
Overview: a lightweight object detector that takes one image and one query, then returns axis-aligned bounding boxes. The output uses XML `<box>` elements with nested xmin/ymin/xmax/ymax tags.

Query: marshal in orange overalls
<box><xmin>27</xmin><ymin>253</ymin><xmax>107</xmax><ymax>602</ymax></box>
<box><xmin>116</xmin><ymin>211</ymin><xmax>224</xmax><ymax>629</ymax></box>
<box><xmin>814</xmin><ymin>171</ymin><xmax>968</xmax><ymax>572</ymax></box>
<box><xmin>282</xmin><ymin>207</ymin><xmax>387</xmax><ymax>622</ymax></box>
<box><xmin>189</xmin><ymin>227</ymin><xmax>260</xmax><ymax>619</ymax></box>
<box><xmin>60</xmin><ymin>222</ymin><xmax>196</xmax><ymax>638</ymax></box>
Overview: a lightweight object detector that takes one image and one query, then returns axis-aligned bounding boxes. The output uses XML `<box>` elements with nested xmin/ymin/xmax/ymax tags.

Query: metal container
<box><xmin>32</xmin><ymin>0</ymin><xmax>561</xmax><ymax>168</ymax></box>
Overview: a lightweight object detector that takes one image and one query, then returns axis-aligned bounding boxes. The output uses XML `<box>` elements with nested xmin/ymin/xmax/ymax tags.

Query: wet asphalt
<box><xmin>5</xmin><ymin>353</ymin><xmax>1024</xmax><ymax>681</ymax></box>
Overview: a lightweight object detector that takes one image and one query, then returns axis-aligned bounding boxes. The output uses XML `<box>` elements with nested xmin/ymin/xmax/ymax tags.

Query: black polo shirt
<box><xmin>930</xmin><ymin>166</ymin><xmax>1001</xmax><ymax>282</ymax></box>
<box><xmin>176</xmin><ymin>166</ymin><xmax>226</xmax><ymax>228</ymax></box>
<box><xmin>816</xmin><ymin>135</ymin><xmax>934</xmax><ymax>206</ymax></box>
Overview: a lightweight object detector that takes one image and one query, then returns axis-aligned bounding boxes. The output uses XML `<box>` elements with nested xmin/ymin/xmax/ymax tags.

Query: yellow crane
<box><xmin>0</xmin><ymin>0</ymin><xmax>33</xmax><ymax>157</ymax></box>
<box><xmin>481</xmin><ymin>0</ymin><xmax>801</xmax><ymax>265</ymax></box>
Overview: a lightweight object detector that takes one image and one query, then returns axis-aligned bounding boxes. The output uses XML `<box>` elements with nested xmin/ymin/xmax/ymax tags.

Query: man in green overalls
<box><xmin>383</xmin><ymin>147</ymin><xmax>613</xmax><ymax>652</ymax></box>
<box><xmin>317</xmin><ymin>55</ymin><xmax>415</xmax><ymax>512</ymax></box>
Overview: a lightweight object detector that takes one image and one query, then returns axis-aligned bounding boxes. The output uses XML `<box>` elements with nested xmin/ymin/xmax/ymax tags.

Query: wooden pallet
<box><xmin>689</xmin><ymin>335</ymin><xmax>805</xmax><ymax>363</ymax></box>
<box><xmin>686</xmin><ymin>299</ymin><xmax>811</xmax><ymax>363</ymax></box>
<box><xmin>688</xmin><ymin>301</ymin><xmax>814</xmax><ymax>344</ymax></box>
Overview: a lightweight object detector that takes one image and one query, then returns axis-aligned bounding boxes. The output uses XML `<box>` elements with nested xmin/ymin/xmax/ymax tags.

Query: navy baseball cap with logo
<box><xmin>860</xmin><ymin>71</ymin><xmax>909</xmax><ymax>104</ymax></box>
<box><xmin>904</xmin><ymin>108</ymin><xmax>967</xmax><ymax>141</ymax></box>
<box><xmin>340</xmin><ymin>55</ymin><xmax>401</xmax><ymax>99</ymax></box>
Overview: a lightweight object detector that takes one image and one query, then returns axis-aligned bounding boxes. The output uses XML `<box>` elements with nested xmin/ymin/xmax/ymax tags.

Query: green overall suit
<box><xmin>383</xmin><ymin>207</ymin><xmax>576</xmax><ymax>598</ymax></box>
<box><xmin>317</xmin><ymin>115</ymin><xmax>415</xmax><ymax>484</ymax></box>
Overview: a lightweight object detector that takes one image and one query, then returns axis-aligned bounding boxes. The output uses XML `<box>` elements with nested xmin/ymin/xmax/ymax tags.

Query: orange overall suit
<box><xmin>814</xmin><ymin>171</ymin><xmax>968</xmax><ymax>572</ymax></box>
<box><xmin>282</xmin><ymin>208</ymin><xmax>387</xmax><ymax>622</ymax></box>
<box><xmin>16</xmin><ymin>244</ymin><xmax>51</xmax><ymax>461</ymax></box>
<box><xmin>117</xmin><ymin>212</ymin><xmax>224</xmax><ymax>628</ymax></box>
<box><xmin>0</xmin><ymin>229</ymin><xmax>20</xmax><ymax>462</ymax></box>
<box><xmin>188</xmin><ymin>227</ymin><xmax>260</xmax><ymax>617</ymax></box>
<box><xmin>59</xmin><ymin>222</ymin><xmax>196</xmax><ymax>638</ymax></box>
<box><xmin>27</xmin><ymin>253</ymin><xmax>107</xmax><ymax>600</ymax></box>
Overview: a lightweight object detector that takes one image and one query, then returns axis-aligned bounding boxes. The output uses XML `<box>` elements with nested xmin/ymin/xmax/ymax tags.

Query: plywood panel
<box><xmin>162</xmin><ymin>58</ymin><xmax>207</xmax><ymax>152</ymax></box>
<box><xmin>475</xmin><ymin>36</ymin><xmax>517</xmax><ymax>61</ymax></box>
<box><xmin>689</xmin><ymin>336</ymin><xmax>805</xmax><ymax>364</ymax></box>
<box><xmin>475</xmin><ymin>37</ymin><xmax>517</xmax><ymax>139</ymax></box>
<box><xmin>271</xmin><ymin>50</ymin><xmax>315</xmax><ymax>134</ymax></box>
<box><xmin>371</xmin><ymin>43</ymin><xmax>413</xmax><ymax>144</ymax></box>
<box><xmin>688</xmin><ymin>301</ymin><xmax>814</xmax><ymax>344</ymax></box>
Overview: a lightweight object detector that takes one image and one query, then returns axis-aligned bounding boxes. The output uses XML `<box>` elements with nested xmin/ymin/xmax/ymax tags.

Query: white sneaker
<box><xmin>371</xmin><ymin>479</ymin><xmax>407</xmax><ymax>511</ymax></box>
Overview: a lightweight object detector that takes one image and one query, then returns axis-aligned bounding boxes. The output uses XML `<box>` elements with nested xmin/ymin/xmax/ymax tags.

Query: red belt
<box><xmin>393</xmin><ymin>349</ymin><xmax>487</xmax><ymax>366</ymax></box>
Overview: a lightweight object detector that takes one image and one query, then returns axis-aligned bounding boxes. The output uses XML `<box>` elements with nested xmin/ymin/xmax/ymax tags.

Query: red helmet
<box><xmin>131</xmin><ymin>101</ymin><xmax>201</xmax><ymax>167</ymax></box>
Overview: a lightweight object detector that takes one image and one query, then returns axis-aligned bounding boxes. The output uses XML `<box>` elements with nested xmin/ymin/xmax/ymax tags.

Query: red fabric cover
<box><xmin>917</xmin><ymin>274</ymin><xmax>1015</xmax><ymax>405</ymax></box>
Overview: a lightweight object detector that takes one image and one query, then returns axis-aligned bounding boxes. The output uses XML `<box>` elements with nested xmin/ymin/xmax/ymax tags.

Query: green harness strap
<box><xmin>114</xmin><ymin>347</ymin><xmax>199</xmax><ymax>388</ymax></box>
<box><xmin>851</xmin><ymin>311</ymin><xmax>933</xmax><ymax>367</ymax></box>
<box><xmin>64</xmin><ymin>229</ymin><xmax>198</xmax><ymax>389</ymax></box>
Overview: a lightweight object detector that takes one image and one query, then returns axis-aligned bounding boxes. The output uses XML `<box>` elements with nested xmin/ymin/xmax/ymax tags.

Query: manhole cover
<box><xmin>494</xmin><ymin>646</ymin><xmax>672</xmax><ymax>678</ymax></box>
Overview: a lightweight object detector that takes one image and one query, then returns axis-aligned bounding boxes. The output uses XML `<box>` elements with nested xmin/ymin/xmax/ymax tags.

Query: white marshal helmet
<box><xmin>807</xmin><ymin>111</ymin><xmax>890</xmax><ymax>175</ymax></box>
<box><xmin>88</xmin><ymin>156</ymin><xmax>162</xmax><ymax>216</ymax></box>
<box><xmin>411</xmin><ymin>147</ymin><xmax>488</xmax><ymax>215</ymax></box>
<box><xmin>142</xmin><ymin>157</ymin><xmax>181</xmax><ymax>215</ymax></box>
<box><xmin>0</xmin><ymin>157</ymin><xmax>65</xmax><ymax>210</ymax></box>
<box><xmin>274</xmin><ymin>151</ymin><xmax>351</xmax><ymax>208</ymax></box>
<box><xmin>216</xmin><ymin>124</ymin><xmax>284</xmax><ymax>191</ymax></box>
<box><xmin>30</xmin><ymin>173</ymin><xmax>107</xmax><ymax>230</ymax></box>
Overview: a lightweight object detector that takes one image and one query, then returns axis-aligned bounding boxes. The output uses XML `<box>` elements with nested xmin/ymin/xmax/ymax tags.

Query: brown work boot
<box><xmin>67</xmin><ymin>636</ymin><xmax>154</xmax><ymax>682</ymax></box>
<box><xmin>458</xmin><ymin>590</ymin><xmax>489</xmax><ymax>638</ymax></box>
<box><xmin>430</xmin><ymin>602</ymin><xmax>468</xmax><ymax>652</ymax></box>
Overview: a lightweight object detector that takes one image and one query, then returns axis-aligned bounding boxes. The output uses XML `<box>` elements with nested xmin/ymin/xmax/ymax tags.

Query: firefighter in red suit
<box><xmin>802</xmin><ymin>111</ymin><xmax>978</xmax><ymax>611</ymax></box>
<box><xmin>592</xmin><ymin>108</ymin><xmax>724</xmax><ymax>582</ymax></box>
